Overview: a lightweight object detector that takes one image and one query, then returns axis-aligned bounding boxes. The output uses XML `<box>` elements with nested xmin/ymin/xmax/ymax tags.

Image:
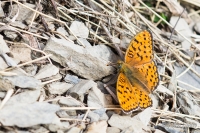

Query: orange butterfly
<box><xmin>117</xmin><ymin>30</ymin><xmax>159</xmax><ymax>113</ymax></box>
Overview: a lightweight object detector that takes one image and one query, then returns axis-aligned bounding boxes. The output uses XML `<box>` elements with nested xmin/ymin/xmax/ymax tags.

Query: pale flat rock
<box><xmin>78</xmin><ymin>38</ymin><xmax>92</xmax><ymax>48</ymax></box>
<box><xmin>70</xmin><ymin>21</ymin><xmax>89</xmax><ymax>38</ymax></box>
<box><xmin>30</xmin><ymin>126</ymin><xmax>49</xmax><ymax>133</ymax></box>
<box><xmin>0</xmin><ymin>2</ymin><xmax>4</xmax><ymax>18</ymax></box>
<box><xmin>66</xmin><ymin>110</ymin><xmax>77</xmax><ymax>116</ymax></box>
<box><xmin>177</xmin><ymin>91</ymin><xmax>200</xmax><ymax>117</ymax></box>
<box><xmin>151</xmin><ymin>94</ymin><xmax>159</xmax><ymax>109</ymax></box>
<box><xmin>170</xmin><ymin>17</ymin><xmax>192</xmax><ymax>50</ymax></box>
<box><xmin>68</xmin><ymin>80</ymin><xmax>96</xmax><ymax>101</ymax></box>
<box><xmin>86</xmin><ymin>120</ymin><xmax>107</xmax><ymax>133</ymax></box>
<box><xmin>3</xmin><ymin>75</ymin><xmax>42</xmax><ymax>89</ymax></box>
<box><xmin>159</xmin><ymin>122</ymin><xmax>186</xmax><ymax>133</ymax></box>
<box><xmin>108</xmin><ymin>114</ymin><xmax>148</xmax><ymax>131</ymax></box>
<box><xmin>4</xmin><ymin>31</ymin><xmax>18</xmax><ymax>40</ymax></box>
<box><xmin>59</xmin><ymin>97</ymin><xmax>82</xmax><ymax>107</ymax></box>
<box><xmin>154</xmin><ymin>129</ymin><xmax>166</xmax><ymax>133</ymax></box>
<box><xmin>34</xmin><ymin>64</ymin><xmax>59</xmax><ymax>80</ymax></box>
<box><xmin>10</xmin><ymin>46</ymin><xmax>32</xmax><ymax>63</ymax></box>
<box><xmin>48</xmin><ymin>122</ymin><xmax>70</xmax><ymax>132</ymax></box>
<box><xmin>0</xmin><ymin>35</ymin><xmax>10</xmax><ymax>54</ymax></box>
<box><xmin>87</xmin><ymin>111</ymin><xmax>100</xmax><ymax>122</ymax></box>
<box><xmin>67</xmin><ymin>123</ymin><xmax>85</xmax><ymax>133</ymax></box>
<box><xmin>56</xmin><ymin>110</ymin><xmax>69</xmax><ymax>118</ymax></box>
<box><xmin>133</xmin><ymin>108</ymin><xmax>152</xmax><ymax>126</ymax></box>
<box><xmin>174</xmin><ymin>63</ymin><xmax>200</xmax><ymax>90</ymax></box>
<box><xmin>194</xmin><ymin>22</ymin><xmax>200</xmax><ymax>34</ymax></box>
<box><xmin>192</xmin><ymin>129</ymin><xmax>200</xmax><ymax>133</ymax></box>
<box><xmin>87</xmin><ymin>85</ymin><xmax>113</xmax><ymax>108</ymax></box>
<box><xmin>0</xmin><ymin>57</ymin><xmax>8</xmax><ymax>70</ymax></box>
<box><xmin>56</xmin><ymin>27</ymin><xmax>69</xmax><ymax>36</ymax></box>
<box><xmin>6</xmin><ymin>67</ymin><xmax>28</xmax><ymax>76</ymax></box>
<box><xmin>0</xmin><ymin>78</ymin><xmax>14</xmax><ymax>91</ymax></box>
<box><xmin>93</xmin><ymin>108</ymin><xmax>108</xmax><ymax>121</ymax></box>
<box><xmin>9</xmin><ymin>3</ymin><xmax>36</xmax><ymax>22</ymax></box>
<box><xmin>48</xmin><ymin>82</ymin><xmax>73</xmax><ymax>95</ymax></box>
<box><xmin>185</xmin><ymin>118</ymin><xmax>200</xmax><ymax>128</ymax></box>
<box><xmin>44</xmin><ymin>37</ymin><xmax>115</xmax><ymax>80</ymax></box>
<box><xmin>0</xmin><ymin>92</ymin><xmax>6</xmax><ymax>98</ymax></box>
<box><xmin>156</xmin><ymin>85</ymin><xmax>174</xmax><ymax>97</ymax></box>
<box><xmin>106</xmin><ymin>127</ymin><xmax>120</xmax><ymax>133</ymax></box>
<box><xmin>10</xmin><ymin>21</ymin><xmax>27</xmax><ymax>29</ymax></box>
<box><xmin>64</xmin><ymin>74</ymin><xmax>80</xmax><ymax>84</ymax></box>
<box><xmin>87</xmin><ymin>45</ymin><xmax>119</xmax><ymax>62</ymax></box>
<box><xmin>1</xmin><ymin>53</ymin><xmax>18</xmax><ymax>67</ymax></box>
<box><xmin>5</xmin><ymin>90</ymin><xmax>40</xmax><ymax>106</ymax></box>
<box><xmin>0</xmin><ymin>102</ymin><xmax>60</xmax><ymax>127</ymax></box>
<box><xmin>121</xmin><ymin>124</ymin><xmax>150</xmax><ymax>133</ymax></box>
<box><xmin>87</xmin><ymin>109</ymin><xmax>108</xmax><ymax>122</ymax></box>
<box><xmin>23</xmin><ymin>65</ymin><xmax>38</xmax><ymax>76</ymax></box>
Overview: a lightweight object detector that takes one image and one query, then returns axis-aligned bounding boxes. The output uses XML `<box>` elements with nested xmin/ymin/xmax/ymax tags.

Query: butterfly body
<box><xmin>116</xmin><ymin>30</ymin><xmax>159</xmax><ymax>113</ymax></box>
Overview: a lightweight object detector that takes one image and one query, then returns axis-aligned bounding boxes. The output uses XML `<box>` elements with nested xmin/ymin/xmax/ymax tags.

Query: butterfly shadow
<box><xmin>103</xmin><ymin>43</ymin><xmax>125</xmax><ymax>104</ymax></box>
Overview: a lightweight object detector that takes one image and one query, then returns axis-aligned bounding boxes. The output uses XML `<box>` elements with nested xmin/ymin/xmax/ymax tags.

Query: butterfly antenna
<box><xmin>107</xmin><ymin>62</ymin><xmax>117</xmax><ymax>66</ymax></box>
<box><xmin>169</xmin><ymin>8</ymin><xmax>186</xmax><ymax>43</ymax></box>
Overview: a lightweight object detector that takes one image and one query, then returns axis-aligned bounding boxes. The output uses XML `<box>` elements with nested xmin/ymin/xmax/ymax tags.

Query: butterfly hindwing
<box><xmin>117</xmin><ymin>72</ymin><xmax>139</xmax><ymax>113</ymax></box>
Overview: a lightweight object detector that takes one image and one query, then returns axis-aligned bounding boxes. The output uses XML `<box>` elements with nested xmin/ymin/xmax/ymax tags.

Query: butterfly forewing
<box><xmin>125</xmin><ymin>30</ymin><xmax>153</xmax><ymax>66</ymax></box>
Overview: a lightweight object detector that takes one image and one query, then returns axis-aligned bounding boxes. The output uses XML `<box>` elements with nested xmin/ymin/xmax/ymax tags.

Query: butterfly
<box><xmin>116</xmin><ymin>30</ymin><xmax>159</xmax><ymax>113</ymax></box>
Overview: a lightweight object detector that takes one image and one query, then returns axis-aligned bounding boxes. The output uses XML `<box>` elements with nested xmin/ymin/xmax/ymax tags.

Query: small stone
<box><xmin>56</xmin><ymin>110</ymin><xmax>69</xmax><ymax>118</ymax></box>
<box><xmin>10</xmin><ymin>46</ymin><xmax>32</xmax><ymax>63</ymax></box>
<box><xmin>30</xmin><ymin>126</ymin><xmax>49</xmax><ymax>133</ymax></box>
<box><xmin>67</xmin><ymin>123</ymin><xmax>85</xmax><ymax>133</ymax></box>
<box><xmin>69</xmin><ymin>80</ymin><xmax>96</xmax><ymax>101</ymax></box>
<box><xmin>156</xmin><ymin>85</ymin><xmax>174</xmax><ymax>97</ymax></box>
<box><xmin>106</xmin><ymin>127</ymin><xmax>120</xmax><ymax>133</ymax></box>
<box><xmin>87</xmin><ymin>111</ymin><xmax>100</xmax><ymax>122</ymax></box>
<box><xmin>0</xmin><ymin>78</ymin><xmax>15</xmax><ymax>91</ymax></box>
<box><xmin>5</xmin><ymin>90</ymin><xmax>40</xmax><ymax>106</ymax></box>
<box><xmin>133</xmin><ymin>108</ymin><xmax>152</xmax><ymax>126</ymax></box>
<box><xmin>48</xmin><ymin>82</ymin><xmax>73</xmax><ymax>95</ymax></box>
<box><xmin>56</xmin><ymin>27</ymin><xmax>69</xmax><ymax>39</ymax></box>
<box><xmin>0</xmin><ymin>57</ymin><xmax>8</xmax><ymax>70</ymax></box>
<box><xmin>194</xmin><ymin>22</ymin><xmax>200</xmax><ymax>34</ymax></box>
<box><xmin>87</xmin><ymin>44</ymin><xmax>119</xmax><ymax>62</ymax></box>
<box><xmin>70</xmin><ymin>21</ymin><xmax>89</xmax><ymax>38</ymax></box>
<box><xmin>108</xmin><ymin>114</ymin><xmax>148</xmax><ymax>131</ymax></box>
<box><xmin>4</xmin><ymin>31</ymin><xmax>18</xmax><ymax>40</ymax></box>
<box><xmin>34</xmin><ymin>64</ymin><xmax>59</xmax><ymax>80</ymax></box>
<box><xmin>1</xmin><ymin>53</ymin><xmax>18</xmax><ymax>67</ymax></box>
<box><xmin>64</xmin><ymin>74</ymin><xmax>80</xmax><ymax>84</ymax></box>
<box><xmin>10</xmin><ymin>21</ymin><xmax>27</xmax><ymax>29</ymax></box>
<box><xmin>0</xmin><ymin>92</ymin><xmax>6</xmax><ymax>98</ymax></box>
<box><xmin>22</xmin><ymin>65</ymin><xmax>38</xmax><ymax>76</ymax></box>
<box><xmin>86</xmin><ymin>120</ymin><xmax>107</xmax><ymax>133</ymax></box>
<box><xmin>9</xmin><ymin>3</ymin><xmax>36</xmax><ymax>23</ymax></box>
<box><xmin>0</xmin><ymin>2</ymin><xmax>4</xmax><ymax>18</ymax></box>
<box><xmin>170</xmin><ymin>17</ymin><xmax>192</xmax><ymax>50</ymax></box>
<box><xmin>78</xmin><ymin>38</ymin><xmax>92</xmax><ymax>47</ymax></box>
<box><xmin>3</xmin><ymin>75</ymin><xmax>42</xmax><ymax>89</ymax></box>
<box><xmin>87</xmin><ymin>85</ymin><xmax>113</xmax><ymax>108</ymax></box>
<box><xmin>66</xmin><ymin>110</ymin><xmax>77</xmax><ymax>116</ymax></box>
<box><xmin>0</xmin><ymin>35</ymin><xmax>10</xmax><ymax>54</ymax></box>
<box><xmin>59</xmin><ymin>97</ymin><xmax>82</xmax><ymax>107</ymax></box>
<box><xmin>48</xmin><ymin>122</ymin><xmax>70</xmax><ymax>132</ymax></box>
<box><xmin>0</xmin><ymin>102</ymin><xmax>60</xmax><ymax>127</ymax></box>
